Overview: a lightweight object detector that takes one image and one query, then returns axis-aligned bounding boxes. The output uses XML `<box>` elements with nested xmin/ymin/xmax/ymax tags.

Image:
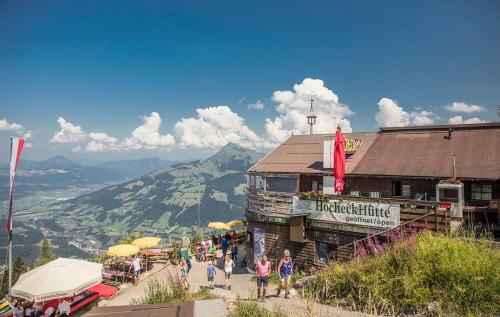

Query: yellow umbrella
<box><xmin>107</xmin><ymin>244</ymin><xmax>140</xmax><ymax>257</ymax></box>
<box><xmin>132</xmin><ymin>237</ymin><xmax>161</xmax><ymax>248</ymax></box>
<box><xmin>226</xmin><ymin>220</ymin><xmax>244</xmax><ymax>228</ymax></box>
<box><xmin>208</xmin><ymin>222</ymin><xmax>231</xmax><ymax>230</ymax></box>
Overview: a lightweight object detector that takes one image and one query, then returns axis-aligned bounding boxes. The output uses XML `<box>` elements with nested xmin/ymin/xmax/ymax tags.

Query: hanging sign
<box><xmin>293</xmin><ymin>198</ymin><xmax>400</xmax><ymax>229</ymax></box>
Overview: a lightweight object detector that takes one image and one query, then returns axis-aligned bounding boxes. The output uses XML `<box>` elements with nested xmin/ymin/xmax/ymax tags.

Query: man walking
<box><xmin>255</xmin><ymin>254</ymin><xmax>271</xmax><ymax>300</ymax></box>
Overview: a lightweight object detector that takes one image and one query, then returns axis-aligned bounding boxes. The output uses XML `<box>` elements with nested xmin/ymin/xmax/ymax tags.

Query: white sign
<box><xmin>293</xmin><ymin>198</ymin><xmax>400</xmax><ymax>229</ymax></box>
<box><xmin>253</xmin><ymin>227</ymin><xmax>265</xmax><ymax>264</ymax></box>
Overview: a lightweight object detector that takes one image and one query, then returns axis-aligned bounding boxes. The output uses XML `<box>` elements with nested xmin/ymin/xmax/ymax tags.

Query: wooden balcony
<box><xmin>246</xmin><ymin>188</ymin><xmax>294</xmax><ymax>215</ymax></box>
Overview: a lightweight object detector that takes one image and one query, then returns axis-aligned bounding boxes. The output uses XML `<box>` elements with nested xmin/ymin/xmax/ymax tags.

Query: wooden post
<box><xmin>434</xmin><ymin>207</ymin><xmax>438</xmax><ymax>232</ymax></box>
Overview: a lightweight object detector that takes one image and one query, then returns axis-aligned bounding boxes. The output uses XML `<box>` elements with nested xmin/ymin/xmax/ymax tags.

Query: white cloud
<box><xmin>448</xmin><ymin>116</ymin><xmax>485</xmax><ymax>124</ymax></box>
<box><xmin>265</xmin><ymin>78</ymin><xmax>353</xmax><ymax>143</ymax></box>
<box><xmin>247</xmin><ymin>100</ymin><xmax>264</xmax><ymax>110</ymax></box>
<box><xmin>89</xmin><ymin>132</ymin><xmax>118</xmax><ymax>144</ymax></box>
<box><xmin>123</xmin><ymin>112</ymin><xmax>175</xmax><ymax>150</ymax></box>
<box><xmin>174</xmin><ymin>105</ymin><xmax>272</xmax><ymax>149</ymax></box>
<box><xmin>50</xmin><ymin>117</ymin><xmax>87</xmax><ymax>143</ymax></box>
<box><xmin>85</xmin><ymin>132</ymin><xmax>121</xmax><ymax>152</ymax></box>
<box><xmin>444</xmin><ymin>102</ymin><xmax>485</xmax><ymax>113</ymax></box>
<box><xmin>0</xmin><ymin>118</ymin><xmax>32</xmax><ymax>139</ymax></box>
<box><xmin>375</xmin><ymin>97</ymin><xmax>438</xmax><ymax>127</ymax></box>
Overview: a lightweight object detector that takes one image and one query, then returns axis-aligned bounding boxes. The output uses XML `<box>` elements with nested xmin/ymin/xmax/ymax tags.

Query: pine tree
<box><xmin>0</xmin><ymin>256</ymin><xmax>28</xmax><ymax>297</ymax></box>
<box><xmin>33</xmin><ymin>238</ymin><xmax>56</xmax><ymax>267</ymax></box>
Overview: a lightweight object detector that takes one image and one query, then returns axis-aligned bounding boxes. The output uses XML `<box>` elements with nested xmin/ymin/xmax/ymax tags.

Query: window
<box><xmin>471</xmin><ymin>184</ymin><xmax>492</xmax><ymax>201</ymax></box>
<box><xmin>392</xmin><ymin>181</ymin><xmax>401</xmax><ymax>196</ymax></box>
<box><xmin>266</xmin><ymin>177</ymin><xmax>297</xmax><ymax>193</ymax></box>
<box><xmin>402</xmin><ymin>184</ymin><xmax>411</xmax><ymax>197</ymax></box>
<box><xmin>317</xmin><ymin>242</ymin><xmax>337</xmax><ymax>262</ymax></box>
<box><xmin>350</xmin><ymin>191</ymin><xmax>361</xmax><ymax>196</ymax></box>
<box><xmin>439</xmin><ymin>188</ymin><xmax>459</xmax><ymax>203</ymax></box>
<box><xmin>255</xmin><ymin>176</ymin><xmax>264</xmax><ymax>190</ymax></box>
<box><xmin>312</xmin><ymin>180</ymin><xmax>318</xmax><ymax>192</ymax></box>
<box><xmin>369</xmin><ymin>191</ymin><xmax>381</xmax><ymax>198</ymax></box>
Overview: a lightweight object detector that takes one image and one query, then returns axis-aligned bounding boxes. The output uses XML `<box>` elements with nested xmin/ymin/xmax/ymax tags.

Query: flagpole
<box><xmin>8</xmin><ymin>137</ymin><xmax>12</xmax><ymax>298</ymax></box>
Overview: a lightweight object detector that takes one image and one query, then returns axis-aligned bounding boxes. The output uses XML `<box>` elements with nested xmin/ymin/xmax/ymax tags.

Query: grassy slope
<box><xmin>305</xmin><ymin>232</ymin><xmax>500</xmax><ymax>316</ymax></box>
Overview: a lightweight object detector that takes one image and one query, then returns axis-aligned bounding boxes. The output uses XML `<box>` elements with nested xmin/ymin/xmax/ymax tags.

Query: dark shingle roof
<box><xmin>352</xmin><ymin>123</ymin><xmax>500</xmax><ymax>180</ymax></box>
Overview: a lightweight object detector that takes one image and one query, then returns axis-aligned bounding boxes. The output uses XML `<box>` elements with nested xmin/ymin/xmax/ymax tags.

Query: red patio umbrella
<box><xmin>333</xmin><ymin>127</ymin><xmax>346</xmax><ymax>193</ymax></box>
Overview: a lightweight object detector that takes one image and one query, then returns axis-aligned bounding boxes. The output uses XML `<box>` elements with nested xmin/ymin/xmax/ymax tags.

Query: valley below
<box><xmin>0</xmin><ymin>143</ymin><xmax>262</xmax><ymax>264</ymax></box>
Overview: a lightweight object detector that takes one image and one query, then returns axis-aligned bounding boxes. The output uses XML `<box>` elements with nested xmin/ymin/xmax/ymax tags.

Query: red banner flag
<box><xmin>6</xmin><ymin>137</ymin><xmax>25</xmax><ymax>232</ymax></box>
<box><xmin>333</xmin><ymin>128</ymin><xmax>345</xmax><ymax>193</ymax></box>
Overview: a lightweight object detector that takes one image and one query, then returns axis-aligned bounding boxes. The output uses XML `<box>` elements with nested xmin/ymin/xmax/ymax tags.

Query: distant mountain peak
<box><xmin>37</xmin><ymin>155</ymin><xmax>80</xmax><ymax>169</ymax></box>
<box><xmin>205</xmin><ymin>142</ymin><xmax>263</xmax><ymax>169</ymax></box>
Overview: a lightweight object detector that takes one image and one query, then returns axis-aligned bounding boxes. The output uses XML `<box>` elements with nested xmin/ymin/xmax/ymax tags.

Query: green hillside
<box><xmin>52</xmin><ymin>143</ymin><xmax>263</xmax><ymax>246</ymax></box>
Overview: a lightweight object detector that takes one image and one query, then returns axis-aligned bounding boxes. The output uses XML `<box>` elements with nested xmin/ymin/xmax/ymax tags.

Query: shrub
<box><xmin>132</xmin><ymin>279</ymin><xmax>219</xmax><ymax>305</ymax></box>
<box><xmin>304</xmin><ymin>232</ymin><xmax>500</xmax><ymax>316</ymax></box>
<box><xmin>229</xmin><ymin>297</ymin><xmax>285</xmax><ymax>317</ymax></box>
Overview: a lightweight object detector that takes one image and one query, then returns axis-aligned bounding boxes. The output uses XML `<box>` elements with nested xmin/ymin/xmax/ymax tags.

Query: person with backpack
<box><xmin>207</xmin><ymin>260</ymin><xmax>216</xmax><ymax>289</ymax></box>
<box><xmin>277</xmin><ymin>249</ymin><xmax>293</xmax><ymax>299</ymax></box>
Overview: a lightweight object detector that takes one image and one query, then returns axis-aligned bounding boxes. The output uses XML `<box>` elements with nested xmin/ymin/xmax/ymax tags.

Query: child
<box><xmin>207</xmin><ymin>260</ymin><xmax>216</xmax><ymax>289</ymax></box>
<box><xmin>224</xmin><ymin>254</ymin><xmax>235</xmax><ymax>290</ymax></box>
<box><xmin>180</xmin><ymin>257</ymin><xmax>189</xmax><ymax>290</ymax></box>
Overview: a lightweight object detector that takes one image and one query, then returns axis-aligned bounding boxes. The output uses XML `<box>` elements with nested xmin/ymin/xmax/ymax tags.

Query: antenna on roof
<box><xmin>306</xmin><ymin>98</ymin><xmax>317</xmax><ymax>135</ymax></box>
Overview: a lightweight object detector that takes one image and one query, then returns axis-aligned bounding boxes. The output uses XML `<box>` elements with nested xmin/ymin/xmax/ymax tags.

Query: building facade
<box><xmin>245</xmin><ymin>123</ymin><xmax>500</xmax><ymax>271</ymax></box>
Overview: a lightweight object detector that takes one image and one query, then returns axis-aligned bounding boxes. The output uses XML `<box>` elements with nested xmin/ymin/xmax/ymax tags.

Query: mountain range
<box><xmin>1</xmin><ymin>143</ymin><xmax>263</xmax><ymax>262</ymax></box>
<box><xmin>52</xmin><ymin>143</ymin><xmax>263</xmax><ymax>245</ymax></box>
<box><xmin>0</xmin><ymin>156</ymin><xmax>176</xmax><ymax>200</ymax></box>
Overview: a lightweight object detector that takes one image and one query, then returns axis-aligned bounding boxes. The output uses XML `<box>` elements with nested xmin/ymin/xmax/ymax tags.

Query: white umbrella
<box><xmin>11</xmin><ymin>258</ymin><xmax>103</xmax><ymax>302</ymax></box>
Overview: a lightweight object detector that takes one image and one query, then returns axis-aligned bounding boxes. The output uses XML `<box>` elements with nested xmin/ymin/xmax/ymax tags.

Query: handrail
<box><xmin>339</xmin><ymin>210</ymin><xmax>436</xmax><ymax>254</ymax></box>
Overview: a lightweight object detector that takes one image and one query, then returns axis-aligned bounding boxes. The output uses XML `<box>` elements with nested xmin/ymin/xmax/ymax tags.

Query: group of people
<box><xmin>12</xmin><ymin>298</ymin><xmax>71</xmax><ymax>317</ymax></box>
<box><xmin>255</xmin><ymin>250</ymin><xmax>293</xmax><ymax>300</ymax></box>
<box><xmin>197</xmin><ymin>231</ymin><xmax>240</xmax><ymax>264</ymax></box>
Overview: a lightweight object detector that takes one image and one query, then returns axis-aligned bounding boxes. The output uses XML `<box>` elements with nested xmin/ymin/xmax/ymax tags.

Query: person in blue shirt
<box><xmin>207</xmin><ymin>260</ymin><xmax>216</xmax><ymax>289</ymax></box>
<box><xmin>221</xmin><ymin>234</ymin><xmax>230</xmax><ymax>257</ymax></box>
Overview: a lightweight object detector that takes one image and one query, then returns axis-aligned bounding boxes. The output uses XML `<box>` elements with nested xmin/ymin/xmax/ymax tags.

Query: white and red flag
<box><xmin>6</xmin><ymin>137</ymin><xmax>25</xmax><ymax>233</ymax></box>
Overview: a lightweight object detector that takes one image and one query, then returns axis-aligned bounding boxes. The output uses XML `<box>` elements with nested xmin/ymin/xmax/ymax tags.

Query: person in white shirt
<box><xmin>56</xmin><ymin>299</ymin><xmax>70</xmax><ymax>317</ymax></box>
<box><xmin>131</xmin><ymin>256</ymin><xmax>142</xmax><ymax>285</ymax></box>
<box><xmin>32</xmin><ymin>302</ymin><xmax>42</xmax><ymax>317</ymax></box>
<box><xmin>44</xmin><ymin>306</ymin><xmax>55</xmax><ymax>317</ymax></box>
<box><xmin>24</xmin><ymin>306</ymin><xmax>32</xmax><ymax>317</ymax></box>
<box><xmin>13</xmin><ymin>303</ymin><xmax>24</xmax><ymax>317</ymax></box>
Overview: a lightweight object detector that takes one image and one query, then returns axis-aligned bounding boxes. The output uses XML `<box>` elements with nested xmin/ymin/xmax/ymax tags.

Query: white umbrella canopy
<box><xmin>11</xmin><ymin>258</ymin><xmax>103</xmax><ymax>302</ymax></box>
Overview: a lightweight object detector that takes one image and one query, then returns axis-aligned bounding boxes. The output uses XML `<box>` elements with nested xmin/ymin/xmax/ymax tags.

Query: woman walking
<box><xmin>277</xmin><ymin>249</ymin><xmax>293</xmax><ymax>299</ymax></box>
<box><xmin>224</xmin><ymin>254</ymin><xmax>235</xmax><ymax>290</ymax></box>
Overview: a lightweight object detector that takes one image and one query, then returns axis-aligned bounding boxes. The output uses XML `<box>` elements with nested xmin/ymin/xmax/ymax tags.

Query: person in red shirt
<box><xmin>229</xmin><ymin>230</ymin><xmax>238</xmax><ymax>241</ymax></box>
<box><xmin>255</xmin><ymin>254</ymin><xmax>271</xmax><ymax>300</ymax></box>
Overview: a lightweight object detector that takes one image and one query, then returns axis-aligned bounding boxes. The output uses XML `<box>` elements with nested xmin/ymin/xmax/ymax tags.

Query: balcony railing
<box><xmin>246</xmin><ymin>188</ymin><xmax>294</xmax><ymax>215</ymax></box>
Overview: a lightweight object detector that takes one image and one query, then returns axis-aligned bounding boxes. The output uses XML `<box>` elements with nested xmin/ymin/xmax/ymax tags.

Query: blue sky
<box><xmin>0</xmin><ymin>1</ymin><xmax>499</xmax><ymax>161</ymax></box>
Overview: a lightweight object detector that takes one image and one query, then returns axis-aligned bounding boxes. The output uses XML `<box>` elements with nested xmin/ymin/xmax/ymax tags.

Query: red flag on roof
<box><xmin>333</xmin><ymin>128</ymin><xmax>345</xmax><ymax>194</ymax></box>
<box><xmin>6</xmin><ymin>137</ymin><xmax>25</xmax><ymax>232</ymax></box>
